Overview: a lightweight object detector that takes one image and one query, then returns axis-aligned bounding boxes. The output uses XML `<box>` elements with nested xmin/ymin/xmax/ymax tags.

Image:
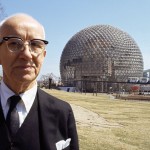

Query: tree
<box><xmin>38</xmin><ymin>73</ymin><xmax>60</xmax><ymax>88</ymax></box>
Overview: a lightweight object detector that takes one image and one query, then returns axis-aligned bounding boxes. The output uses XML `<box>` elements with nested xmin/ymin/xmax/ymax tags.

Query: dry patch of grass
<box><xmin>43</xmin><ymin>89</ymin><xmax>150</xmax><ymax>150</ymax></box>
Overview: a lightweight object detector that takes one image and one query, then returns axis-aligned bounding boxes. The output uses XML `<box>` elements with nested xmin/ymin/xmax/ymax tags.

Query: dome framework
<box><xmin>60</xmin><ymin>25</ymin><xmax>143</xmax><ymax>92</ymax></box>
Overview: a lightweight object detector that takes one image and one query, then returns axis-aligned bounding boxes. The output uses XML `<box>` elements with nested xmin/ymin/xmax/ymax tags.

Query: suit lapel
<box><xmin>37</xmin><ymin>88</ymin><xmax>58</xmax><ymax>150</ymax></box>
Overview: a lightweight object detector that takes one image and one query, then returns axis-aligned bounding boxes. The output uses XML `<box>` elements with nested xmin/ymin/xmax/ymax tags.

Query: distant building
<box><xmin>60</xmin><ymin>25</ymin><xmax>143</xmax><ymax>92</ymax></box>
<box><xmin>143</xmin><ymin>69</ymin><xmax>150</xmax><ymax>78</ymax></box>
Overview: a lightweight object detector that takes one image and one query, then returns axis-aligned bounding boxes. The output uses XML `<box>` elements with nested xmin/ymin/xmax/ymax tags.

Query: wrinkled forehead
<box><xmin>0</xmin><ymin>14</ymin><xmax>45</xmax><ymax>39</ymax></box>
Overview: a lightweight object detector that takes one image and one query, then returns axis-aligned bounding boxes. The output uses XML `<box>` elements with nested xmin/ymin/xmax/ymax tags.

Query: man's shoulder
<box><xmin>37</xmin><ymin>88</ymin><xmax>71</xmax><ymax>109</ymax></box>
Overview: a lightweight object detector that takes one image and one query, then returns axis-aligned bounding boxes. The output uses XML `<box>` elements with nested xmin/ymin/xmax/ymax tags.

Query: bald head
<box><xmin>0</xmin><ymin>13</ymin><xmax>45</xmax><ymax>39</ymax></box>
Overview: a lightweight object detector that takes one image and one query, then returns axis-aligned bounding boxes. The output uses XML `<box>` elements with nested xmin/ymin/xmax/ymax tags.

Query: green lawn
<box><xmin>43</xmin><ymin>89</ymin><xmax>150</xmax><ymax>150</ymax></box>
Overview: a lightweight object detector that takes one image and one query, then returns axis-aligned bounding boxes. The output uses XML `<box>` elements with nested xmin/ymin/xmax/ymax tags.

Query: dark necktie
<box><xmin>6</xmin><ymin>95</ymin><xmax>21</xmax><ymax>138</ymax></box>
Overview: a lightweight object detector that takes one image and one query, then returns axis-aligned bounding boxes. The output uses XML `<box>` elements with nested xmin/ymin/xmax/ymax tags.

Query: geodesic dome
<box><xmin>60</xmin><ymin>25</ymin><xmax>143</xmax><ymax>86</ymax></box>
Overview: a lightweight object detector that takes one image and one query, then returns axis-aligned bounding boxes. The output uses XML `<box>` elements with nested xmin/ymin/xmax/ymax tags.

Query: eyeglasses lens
<box><xmin>30</xmin><ymin>40</ymin><xmax>45</xmax><ymax>53</ymax></box>
<box><xmin>7</xmin><ymin>38</ymin><xmax>23</xmax><ymax>52</ymax></box>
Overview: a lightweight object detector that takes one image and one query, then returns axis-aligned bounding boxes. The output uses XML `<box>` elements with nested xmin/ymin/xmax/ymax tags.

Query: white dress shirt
<box><xmin>0</xmin><ymin>80</ymin><xmax>37</xmax><ymax>127</ymax></box>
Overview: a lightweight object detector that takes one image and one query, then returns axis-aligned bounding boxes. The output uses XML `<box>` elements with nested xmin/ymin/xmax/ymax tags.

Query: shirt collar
<box><xmin>0</xmin><ymin>80</ymin><xmax>37</xmax><ymax>113</ymax></box>
<box><xmin>0</xmin><ymin>80</ymin><xmax>15</xmax><ymax>110</ymax></box>
<box><xmin>20</xmin><ymin>84</ymin><xmax>37</xmax><ymax>113</ymax></box>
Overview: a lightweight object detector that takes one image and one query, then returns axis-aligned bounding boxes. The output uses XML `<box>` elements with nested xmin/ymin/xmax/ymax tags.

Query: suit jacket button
<box><xmin>10</xmin><ymin>142</ymin><xmax>14</xmax><ymax>150</ymax></box>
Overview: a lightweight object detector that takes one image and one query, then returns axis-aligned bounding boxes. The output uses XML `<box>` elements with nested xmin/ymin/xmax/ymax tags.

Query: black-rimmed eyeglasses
<box><xmin>0</xmin><ymin>37</ymin><xmax>49</xmax><ymax>54</ymax></box>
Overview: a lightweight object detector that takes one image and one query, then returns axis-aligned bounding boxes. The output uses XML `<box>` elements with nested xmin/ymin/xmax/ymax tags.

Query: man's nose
<box><xmin>19</xmin><ymin>43</ymin><xmax>33</xmax><ymax>59</ymax></box>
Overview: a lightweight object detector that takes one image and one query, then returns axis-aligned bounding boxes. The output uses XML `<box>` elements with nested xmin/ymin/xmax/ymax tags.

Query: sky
<box><xmin>0</xmin><ymin>0</ymin><xmax>150</xmax><ymax>79</ymax></box>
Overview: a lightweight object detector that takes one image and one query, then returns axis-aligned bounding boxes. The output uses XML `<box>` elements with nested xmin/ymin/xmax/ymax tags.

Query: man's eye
<box><xmin>10</xmin><ymin>42</ymin><xmax>19</xmax><ymax>45</ymax></box>
<box><xmin>8</xmin><ymin>41</ymin><xmax>21</xmax><ymax>47</ymax></box>
<box><xmin>31</xmin><ymin>41</ymin><xmax>43</xmax><ymax>48</ymax></box>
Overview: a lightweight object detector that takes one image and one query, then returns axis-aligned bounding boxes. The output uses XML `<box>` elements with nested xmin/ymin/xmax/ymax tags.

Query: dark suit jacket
<box><xmin>0</xmin><ymin>88</ymin><xmax>79</xmax><ymax>150</ymax></box>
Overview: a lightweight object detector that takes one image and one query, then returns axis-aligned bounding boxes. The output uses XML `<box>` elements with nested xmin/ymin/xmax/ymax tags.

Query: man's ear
<box><xmin>0</xmin><ymin>51</ymin><xmax>1</xmax><ymax>64</ymax></box>
<box><xmin>0</xmin><ymin>46</ymin><xmax>1</xmax><ymax>64</ymax></box>
<box><xmin>0</xmin><ymin>45</ymin><xmax>2</xmax><ymax>64</ymax></box>
<box><xmin>43</xmin><ymin>50</ymin><xmax>46</xmax><ymax>57</ymax></box>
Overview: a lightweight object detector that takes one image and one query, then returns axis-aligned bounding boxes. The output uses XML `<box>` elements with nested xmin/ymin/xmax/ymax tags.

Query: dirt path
<box><xmin>71</xmin><ymin>104</ymin><xmax>122</xmax><ymax>129</ymax></box>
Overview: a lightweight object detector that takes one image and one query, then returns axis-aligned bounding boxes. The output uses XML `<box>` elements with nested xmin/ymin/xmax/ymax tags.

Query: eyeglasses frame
<box><xmin>0</xmin><ymin>36</ymin><xmax>49</xmax><ymax>54</ymax></box>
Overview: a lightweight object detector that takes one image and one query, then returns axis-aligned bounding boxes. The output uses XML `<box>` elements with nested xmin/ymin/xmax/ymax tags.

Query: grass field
<box><xmin>43</xmin><ymin>89</ymin><xmax>150</xmax><ymax>150</ymax></box>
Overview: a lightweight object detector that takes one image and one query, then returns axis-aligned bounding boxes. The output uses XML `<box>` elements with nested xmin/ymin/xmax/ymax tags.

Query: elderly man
<box><xmin>0</xmin><ymin>13</ymin><xmax>79</xmax><ymax>150</ymax></box>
